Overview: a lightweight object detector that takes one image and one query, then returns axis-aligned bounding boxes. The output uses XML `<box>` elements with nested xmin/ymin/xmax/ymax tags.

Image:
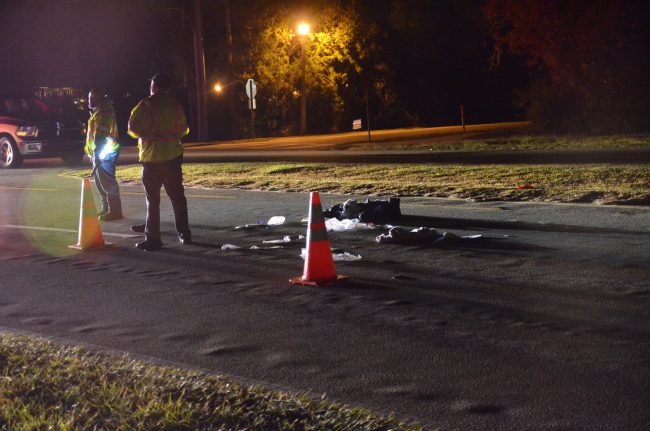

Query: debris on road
<box><xmin>325</xmin><ymin>218</ymin><xmax>375</xmax><ymax>232</ymax></box>
<box><xmin>235</xmin><ymin>215</ymin><xmax>286</xmax><ymax>230</ymax></box>
<box><xmin>221</xmin><ymin>243</ymin><xmax>285</xmax><ymax>250</ymax></box>
<box><xmin>266</xmin><ymin>216</ymin><xmax>286</xmax><ymax>225</ymax></box>
<box><xmin>324</xmin><ymin>197</ymin><xmax>401</xmax><ymax>224</ymax></box>
<box><xmin>263</xmin><ymin>235</ymin><xmax>305</xmax><ymax>244</ymax></box>
<box><xmin>301</xmin><ymin>248</ymin><xmax>362</xmax><ymax>261</ymax></box>
<box><xmin>376</xmin><ymin>227</ymin><xmax>483</xmax><ymax>244</ymax></box>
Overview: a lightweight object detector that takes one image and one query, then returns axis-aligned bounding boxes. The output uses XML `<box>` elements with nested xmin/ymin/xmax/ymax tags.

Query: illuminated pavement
<box><xmin>1</xmin><ymin>167</ymin><xmax>649</xmax><ymax>430</ymax></box>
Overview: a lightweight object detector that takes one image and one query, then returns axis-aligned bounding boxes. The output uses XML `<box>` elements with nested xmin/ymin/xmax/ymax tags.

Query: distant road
<box><xmin>112</xmin><ymin>118</ymin><xmax>650</xmax><ymax>166</ymax></box>
<box><xmin>187</xmin><ymin>121</ymin><xmax>531</xmax><ymax>151</ymax></box>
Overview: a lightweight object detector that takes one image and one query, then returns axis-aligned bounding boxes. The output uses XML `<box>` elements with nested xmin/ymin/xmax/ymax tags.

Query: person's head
<box><xmin>150</xmin><ymin>72</ymin><xmax>172</xmax><ymax>96</ymax></box>
<box><xmin>88</xmin><ymin>88</ymin><xmax>108</xmax><ymax>110</ymax></box>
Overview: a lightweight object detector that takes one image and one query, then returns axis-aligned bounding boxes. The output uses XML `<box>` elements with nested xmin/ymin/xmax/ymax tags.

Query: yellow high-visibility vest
<box><xmin>85</xmin><ymin>101</ymin><xmax>119</xmax><ymax>157</ymax></box>
<box><xmin>127</xmin><ymin>93</ymin><xmax>189</xmax><ymax>163</ymax></box>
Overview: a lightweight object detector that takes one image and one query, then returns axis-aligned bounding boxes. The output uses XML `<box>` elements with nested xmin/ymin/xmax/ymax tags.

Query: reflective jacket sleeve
<box><xmin>85</xmin><ymin>114</ymin><xmax>96</xmax><ymax>156</ymax></box>
<box><xmin>127</xmin><ymin>100</ymin><xmax>151</xmax><ymax>139</ymax></box>
<box><xmin>177</xmin><ymin>103</ymin><xmax>190</xmax><ymax>138</ymax></box>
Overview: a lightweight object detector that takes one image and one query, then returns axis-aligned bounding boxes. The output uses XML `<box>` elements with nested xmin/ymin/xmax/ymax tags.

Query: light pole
<box><xmin>297</xmin><ymin>22</ymin><xmax>310</xmax><ymax>135</ymax></box>
<box><xmin>165</xmin><ymin>2</ymin><xmax>208</xmax><ymax>141</ymax></box>
<box><xmin>192</xmin><ymin>0</ymin><xmax>208</xmax><ymax>141</ymax></box>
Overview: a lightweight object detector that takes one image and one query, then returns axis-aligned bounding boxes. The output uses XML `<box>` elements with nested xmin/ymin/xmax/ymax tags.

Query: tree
<box><xmin>485</xmin><ymin>0</ymin><xmax>650</xmax><ymax>133</ymax></box>
<box><xmin>243</xmin><ymin>2</ymin><xmax>361</xmax><ymax>135</ymax></box>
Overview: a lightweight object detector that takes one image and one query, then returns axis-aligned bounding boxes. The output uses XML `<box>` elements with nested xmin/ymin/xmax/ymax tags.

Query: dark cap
<box><xmin>150</xmin><ymin>72</ymin><xmax>171</xmax><ymax>89</ymax></box>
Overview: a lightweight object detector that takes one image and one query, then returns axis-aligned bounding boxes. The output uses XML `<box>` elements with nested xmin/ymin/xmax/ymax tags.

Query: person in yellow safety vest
<box><xmin>127</xmin><ymin>72</ymin><xmax>191</xmax><ymax>251</ymax></box>
<box><xmin>86</xmin><ymin>88</ymin><xmax>123</xmax><ymax>221</ymax></box>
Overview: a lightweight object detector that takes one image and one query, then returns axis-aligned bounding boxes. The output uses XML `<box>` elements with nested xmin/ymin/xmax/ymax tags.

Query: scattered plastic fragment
<box><xmin>325</xmin><ymin>218</ymin><xmax>375</xmax><ymax>232</ymax></box>
<box><xmin>333</xmin><ymin>252</ymin><xmax>363</xmax><ymax>261</ymax></box>
<box><xmin>376</xmin><ymin>227</ymin><xmax>439</xmax><ymax>244</ymax></box>
<box><xmin>250</xmin><ymin>245</ymin><xmax>283</xmax><ymax>250</ymax></box>
<box><xmin>326</xmin><ymin>218</ymin><xmax>359</xmax><ymax>231</ymax></box>
<box><xmin>263</xmin><ymin>235</ymin><xmax>305</xmax><ymax>244</ymax></box>
<box><xmin>377</xmin><ymin>227</ymin><xmax>483</xmax><ymax>244</ymax></box>
<box><xmin>234</xmin><ymin>223</ymin><xmax>268</xmax><ymax>230</ymax></box>
<box><xmin>235</xmin><ymin>216</ymin><xmax>286</xmax><ymax>230</ymax></box>
<box><xmin>516</xmin><ymin>184</ymin><xmax>536</xmax><ymax>189</ymax></box>
<box><xmin>300</xmin><ymin>248</ymin><xmax>362</xmax><ymax>261</ymax></box>
<box><xmin>221</xmin><ymin>244</ymin><xmax>241</xmax><ymax>250</ymax></box>
<box><xmin>267</xmin><ymin>216</ymin><xmax>286</xmax><ymax>226</ymax></box>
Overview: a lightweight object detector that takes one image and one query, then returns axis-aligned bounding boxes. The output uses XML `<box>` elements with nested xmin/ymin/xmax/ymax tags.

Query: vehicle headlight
<box><xmin>16</xmin><ymin>126</ymin><xmax>38</xmax><ymax>137</ymax></box>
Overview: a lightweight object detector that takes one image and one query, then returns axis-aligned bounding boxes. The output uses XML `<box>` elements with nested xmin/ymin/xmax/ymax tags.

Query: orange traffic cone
<box><xmin>69</xmin><ymin>177</ymin><xmax>110</xmax><ymax>250</ymax></box>
<box><xmin>290</xmin><ymin>192</ymin><xmax>348</xmax><ymax>286</ymax></box>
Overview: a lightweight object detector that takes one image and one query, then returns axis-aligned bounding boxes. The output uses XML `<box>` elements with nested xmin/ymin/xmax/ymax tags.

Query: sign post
<box><xmin>246</xmin><ymin>79</ymin><xmax>257</xmax><ymax>139</ymax></box>
<box><xmin>365</xmin><ymin>86</ymin><xmax>371</xmax><ymax>143</ymax></box>
<box><xmin>460</xmin><ymin>104</ymin><xmax>466</xmax><ymax>133</ymax></box>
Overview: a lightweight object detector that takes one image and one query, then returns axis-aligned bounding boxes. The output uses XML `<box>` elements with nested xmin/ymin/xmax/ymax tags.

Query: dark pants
<box><xmin>93</xmin><ymin>151</ymin><xmax>122</xmax><ymax>214</ymax></box>
<box><xmin>142</xmin><ymin>156</ymin><xmax>190</xmax><ymax>241</ymax></box>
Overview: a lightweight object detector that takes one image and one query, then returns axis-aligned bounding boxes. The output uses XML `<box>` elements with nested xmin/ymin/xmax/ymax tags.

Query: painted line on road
<box><xmin>402</xmin><ymin>203</ymin><xmax>501</xmax><ymax>212</ymax></box>
<box><xmin>0</xmin><ymin>186</ymin><xmax>56</xmax><ymax>192</ymax></box>
<box><xmin>121</xmin><ymin>191</ymin><xmax>236</xmax><ymax>199</ymax></box>
<box><xmin>0</xmin><ymin>224</ymin><xmax>138</xmax><ymax>238</ymax></box>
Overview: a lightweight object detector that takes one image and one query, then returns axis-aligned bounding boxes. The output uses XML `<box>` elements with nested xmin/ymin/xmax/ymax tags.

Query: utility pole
<box><xmin>192</xmin><ymin>0</ymin><xmax>208</xmax><ymax>141</ymax></box>
<box><xmin>299</xmin><ymin>40</ymin><xmax>307</xmax><ymax>135</ymax></box>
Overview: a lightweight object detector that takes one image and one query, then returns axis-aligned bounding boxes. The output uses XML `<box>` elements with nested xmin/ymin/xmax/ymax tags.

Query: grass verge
<box><xmin>361</xmin><ymin>133</ymin><xmax>650</xmax><ymax>152</ymax></box>
<box><xmin>0</xmin><ymin>331</ymin><xmax>422</xmax><ymax>430</ymax></box>
<box><xmin>64</xmin><ymin>163</ymin><xmax>650</xmax><ymax>205</ymax></box>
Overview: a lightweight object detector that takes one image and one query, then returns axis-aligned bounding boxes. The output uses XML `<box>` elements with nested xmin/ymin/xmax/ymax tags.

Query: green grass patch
<box><xmin>362</xmin><ymin>134</ymin><xmax>650</xmax><ymax>152</ymax></box>
<box><xmin>62</xmin><ymin>163</ymin><xmax>650</xmax><ymax>205</ymax></box>
<box><xmin>0</xmin><ymin>331</ymin><xmax>422</xmax><ymax>430</ymax></box>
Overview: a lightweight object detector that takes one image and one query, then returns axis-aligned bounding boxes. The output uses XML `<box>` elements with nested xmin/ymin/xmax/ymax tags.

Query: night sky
<box><xmin>0</xmin><ymin>0</ymin><xmax>647</xmax><ymax>138</ymax></box>
<box><xmin>0</xmin><ymin>0</ymin><xmax>174</xmax><ymax>97</ymax></box>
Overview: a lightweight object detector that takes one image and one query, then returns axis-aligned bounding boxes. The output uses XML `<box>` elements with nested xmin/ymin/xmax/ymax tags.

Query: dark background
<box><xmin>0</xmin><ymin>0</ymin><xmax>647</xmax><ymax>140</ymax></box>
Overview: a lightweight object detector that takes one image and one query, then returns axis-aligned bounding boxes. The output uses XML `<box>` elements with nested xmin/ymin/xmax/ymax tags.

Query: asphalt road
<box><xmin>1</xmin><ymin>166</ymin><xmax>649</xmax><ymax>430</ymax></box>
<box><xmin>114</xmin><ymin>145</ymin><xmax>650</xmax><ymax>165</ymax></box>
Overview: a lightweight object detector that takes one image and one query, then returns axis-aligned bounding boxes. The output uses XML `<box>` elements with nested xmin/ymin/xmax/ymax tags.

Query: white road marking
<box><xmin>0</xmin><ymin>186</ymin><xmax>56</xmax><ymax>191</ymax></box>
<box><xmin>0</xmin><ymin>224</ymin><xmax>137</xmax><ymax>238</ymax></box>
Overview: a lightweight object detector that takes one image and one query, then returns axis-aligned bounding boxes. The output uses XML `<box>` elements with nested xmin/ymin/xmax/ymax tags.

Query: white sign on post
<box><xmin>246</xmin><ymin>79</ymin><xmax>257</xmax><ymax>99</ymax></box>
<box><xmin>246</xmin><ymin>79</ymin><xmax>257</xmax><ymax>111</ymax></box>
<box><xmin>352</xmin><ymin>119</ymin><xmax>362</xmax><ymax>130</ymax></box>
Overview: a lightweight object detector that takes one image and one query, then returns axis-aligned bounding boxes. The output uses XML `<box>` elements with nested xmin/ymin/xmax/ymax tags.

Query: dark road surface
<box><xmin>115</xmin><ymin>146</ymin><xmax>650</xmax><ymax>165</ymax></box>
<box><xmin>1</xmin><ymin>167</ymin><xmax>649</xmax><ymax>430</ymax></box>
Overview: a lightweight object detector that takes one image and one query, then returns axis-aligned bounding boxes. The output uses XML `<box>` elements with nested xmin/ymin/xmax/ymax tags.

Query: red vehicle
<box><xmin>0</xmin><ymin>94</ymin><xmax>85</xmax><ymax>168</ymax></box>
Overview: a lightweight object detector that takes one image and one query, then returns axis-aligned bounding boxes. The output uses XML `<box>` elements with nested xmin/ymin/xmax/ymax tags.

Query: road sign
<box><xmin>246</xmin><ymin>79</ymin><xmax>257</xmax><ymax>99</ymax></box>
<box><xmin>352</xmin><ymin>119</ymin><xmax>362</xmax><ymax>130</ymax></box>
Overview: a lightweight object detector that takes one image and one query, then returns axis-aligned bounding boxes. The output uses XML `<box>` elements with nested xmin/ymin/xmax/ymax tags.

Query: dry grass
<box><xmin>0</xmin><ymin>331</ymin><xmax>422</xmax><ymax>431</ymax></box>
<box><xmin>99</xmin><ymin>163</ymin><xmax>650</xmax><ymax>205</ymax></box>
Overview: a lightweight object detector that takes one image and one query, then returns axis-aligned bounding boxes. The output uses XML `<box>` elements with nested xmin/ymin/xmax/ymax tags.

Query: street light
<box><xmin>211</xmin><ymin>80</ymin><xmax>238</xmax><ymax>94</ymax></box>
<box><xmin>296</xmin><ymin>21</ymin><xmax>310</xmax><ymax>135</ymax></box>
<box><xmin>297</xmin><ymin>22</ymin><xmax>310</xmax><ymax>36</ymax></box>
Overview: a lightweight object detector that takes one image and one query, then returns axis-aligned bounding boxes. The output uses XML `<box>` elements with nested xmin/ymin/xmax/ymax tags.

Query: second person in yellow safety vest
<box><xmin>86</xmin><ymin>88</ymin><xmax>123</xmax><ymax>221</ymax></box>
<box><xmin>127</xmin><ymin>72</ymin><xmax>191</xmax><ymax>251</ymax></box>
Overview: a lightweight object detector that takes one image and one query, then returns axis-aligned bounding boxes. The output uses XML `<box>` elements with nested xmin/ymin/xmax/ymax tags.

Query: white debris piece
<box><xmin>263</xmin><ymin>235</ymin><xmax>305</xmax><ymax>244</ymax></box>
<box><xmin>267</xmin><ymin>216</ymin><xmax>286</xmax><ymax>226</ymax></box>
<box><xmin>300</xmin><ymin>248</ymin><xmax>362</xmax><ymax>261</ymax></box>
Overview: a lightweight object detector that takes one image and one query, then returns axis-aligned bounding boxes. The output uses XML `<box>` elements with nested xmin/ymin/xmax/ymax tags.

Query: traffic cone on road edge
<box><xmin>69</xmin><ymin>177</ymin><xmax>110</xmax><ymax>250</ymax></box>
<box><xmin>290</xmin><ymin>191</ymin><xmax>348</xmax><ymax>286</ymax></box>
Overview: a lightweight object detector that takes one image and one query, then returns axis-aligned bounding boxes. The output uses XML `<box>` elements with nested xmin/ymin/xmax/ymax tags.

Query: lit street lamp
<box><xmin>297</xmin><ymin>21</ymin><xmax>310</xmax><ymax>135</ymax></box>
